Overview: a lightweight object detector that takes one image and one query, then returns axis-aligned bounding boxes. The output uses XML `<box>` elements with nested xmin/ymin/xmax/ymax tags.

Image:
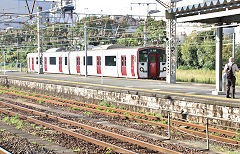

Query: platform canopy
<box><xmin>165</xmin><ymin>0</ymin><xmax>240</xmax><ymax>95</ymax></box>
<box><xmin>166</xmin><ymin>0</ymin><xmax>240</xmax><ymax>24</ymax></box>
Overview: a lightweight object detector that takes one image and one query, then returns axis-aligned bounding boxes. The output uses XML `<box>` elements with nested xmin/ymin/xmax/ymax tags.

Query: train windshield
<box><xmin>139</xmin><ymin>49</ymin><xmax>148</xmax><ymax>62</ymax></box>
<box><xmin>156</xmin><ymin>49</ymin><xmax>166</xmax><ymax>62</ymax></box>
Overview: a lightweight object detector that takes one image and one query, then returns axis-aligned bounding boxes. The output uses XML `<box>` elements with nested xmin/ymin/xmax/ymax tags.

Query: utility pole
<box><xmin>131</xmin><ymin>3</ymin><xmax>157</xmax><ymax>47</ymax></box>
<box><xmin>3</xmin><ymin>51</ymin><xmax>5</xmax><ymax>75</ymax></box>
<box><xmin>166</xmin><ymin>1</ymin><xmax>177</xmax><ymax>84</ymax></box>
<box><xmin>37</xmin><ymin>6</ymin><xmax>43</xmax><ymax>74</ymax></box>
<box><xmin>144</xmin><ymin>4</ymin><xmax>150</xmax><ymax>47</ymax></box>
<box><xmin>84</xmin><ymin>22</ymin><xmax>88</xmax><ymax>77</ymax></box>
<box><xmin>233</xmin><ymin>32</ymin><xmax>235</xmax><ymax>59</ymax></box>
<box><xmin>156</xmin><ymin>0</ymin><xmax>179</xmax><ymax>84</ymax></box>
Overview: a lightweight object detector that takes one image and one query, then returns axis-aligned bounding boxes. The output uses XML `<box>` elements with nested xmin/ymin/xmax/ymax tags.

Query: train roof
<box><xmin>46</xmin><ymin>48</ymin><xmax>65</xmax><ymax>52</ymax></box>
<box><xmin>91</xmin><ymin>44</ymin><xmax>126</xmax><ymax>50</ymax></box>
<box><xmin>40</xmin><ymin>46</ymin><xmax>165</xmax><ymax>54</ymax></box>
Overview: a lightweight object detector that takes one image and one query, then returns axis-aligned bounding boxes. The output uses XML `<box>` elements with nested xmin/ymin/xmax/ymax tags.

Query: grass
<box><xmin>71</xmin><ymin>107</ymin><xmax>81</xmax><ymax>111</ymax></box>
<box><xmin>16</xmin><ymin>98</ymin><xmax>28</xmax><ymax>102</ymax></box>
<box><xmin>1</xmin><ymin>115</ymin><xmax>23</xmax><ymax>129</ymax></box>
<box><xmin>177</xmin><ymin>69</ymin><xmax>240</xmax><ymax>86</ymax></box>
<box><xmin>72</xmin><ymin>149</ymin><xmax>82</xmax><ymax>152</ymax></box>
<box><xmin>177</xmin><ymin>69</ymin><xmax>215</xmax><ymax>84</ymax></box>
<box><xmin>37</xmin><ymin>99</ymin><xmax>44</xmax><ymax>103</ymax></box>
<box><xmin>0</xmin><ymin>64</ymin><xmax>27</xmax><ymax>72</ymax></box>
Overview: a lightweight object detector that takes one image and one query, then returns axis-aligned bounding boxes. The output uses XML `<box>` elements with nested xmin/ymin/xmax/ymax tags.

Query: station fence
<box><xmin>0</xmin><ymin>62</ymin><xmax>24</xmax><ymax>73</ymax></box>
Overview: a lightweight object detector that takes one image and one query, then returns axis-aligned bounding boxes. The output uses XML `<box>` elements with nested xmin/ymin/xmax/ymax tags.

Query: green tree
<box><xmin>117</xmin><ymin>17</ymin><xmax>166</xmax><ymax>47</ymax></box>
<box><xmin>179</xmin><ymin>32</ymin><xmax>199</xmax><ymax>68</ymax></box>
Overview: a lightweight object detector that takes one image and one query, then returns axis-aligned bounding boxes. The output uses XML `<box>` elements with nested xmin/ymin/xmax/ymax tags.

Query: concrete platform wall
<box><xmin>1</xmin><ymin>77</ymin><xmax>240</xmax><ymax>128</ymax></box>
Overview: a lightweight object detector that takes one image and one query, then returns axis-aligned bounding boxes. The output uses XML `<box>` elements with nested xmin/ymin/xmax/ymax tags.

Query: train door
<box><xmin>59</xmin><ymin>57</ymin><xmax>62</xmax><ymax>72</ymax></box>
<box><xmin>76</xmin><ymin>56</ymin><xmax>80</xmax><ymax>73</ymax></box>
<box><xmin>121</xmin><ymin>55</ymin><xmax>127</xmax><ymax>76</ymax></box>
<box><xmin>32</xmin><ymin>57</ymin><xmax>34</xmax><ymax>70</ymax></box>
<box><xmin>97</xmin><ymin>56</ymin><xmax>101</xmax><ymax>74</ymax></box>
<box><xmin>149</xmin><ymin>54</ymin><xmax>158</xmax><ymax>78</ymax></box>
<box><xmin>131</xmin><ymin>55</ymin><xmax>135</xmax><ymax>76</ymax></box>
<box><xmin>44</xmin><ymin>57</ymin><xmax>47</xmax><ymax>71</ymax></box>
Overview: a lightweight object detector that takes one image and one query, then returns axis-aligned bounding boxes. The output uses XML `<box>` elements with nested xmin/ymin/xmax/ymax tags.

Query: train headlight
<box><xmin>163</xmin><ymin>67</ymin><xmax>166</xmax><ymax>71</ymax></box>
<box><xmin>140</xmin><ymin>67</ymin><xmax>144</xmax><ymax>72</ymax></box>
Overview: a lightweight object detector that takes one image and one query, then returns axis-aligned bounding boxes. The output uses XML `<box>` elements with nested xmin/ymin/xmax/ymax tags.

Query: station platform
<box><xmin>1</xmin><ymin>71</ymin><xmax>240</xmax><ymax>103</ymax></box>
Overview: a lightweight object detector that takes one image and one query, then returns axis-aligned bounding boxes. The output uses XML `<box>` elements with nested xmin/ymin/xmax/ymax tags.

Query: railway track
<box><xmin>0</xmin><ymin>147</ymin><xmax>11</xmax><ymax>154</ymax></box>
<box><xmin>0</xmin><ymin>87</ymin><xmax>239</xmax><ymax>153</ymax></box>
<box><xmin>0</xmin><ymin>100</ymin><xmax>182</xmax><ymax>154</ymax></box>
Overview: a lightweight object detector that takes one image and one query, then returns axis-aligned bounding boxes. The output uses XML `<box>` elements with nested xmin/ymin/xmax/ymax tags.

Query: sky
<box><xmin>75</xmin><ymin>0</ymin><xmax>204</xmax><ymax>16</ymax></box>
<box><xmin>0</xmin><ymin>0</ymin><xmax>204</xmax><ymax>16</ymax></box>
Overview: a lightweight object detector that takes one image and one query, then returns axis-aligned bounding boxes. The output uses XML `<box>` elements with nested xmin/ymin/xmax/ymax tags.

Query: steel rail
<box><xmin>0</xmin><ymin>107</ymin><xmax>137</xmax><ymax>154</ymax></box>
<box><xmin>0</xmin><ymin>89</ymin><xmax>239</xmax><ymax>145</ymax></box>
<box><xmin>0</xmin><ymin>147</ymin><xmax>11</xmax><ymax>154</ymax></box>
<box><xmin>0</xmin><ymin>88</ymin><xmax>238</xmax><ymax>138</ymax></box>
<box><xmin>0</xmin><ymin>101</ymin><xmax>181</xmax><ymax>154</ymax></box>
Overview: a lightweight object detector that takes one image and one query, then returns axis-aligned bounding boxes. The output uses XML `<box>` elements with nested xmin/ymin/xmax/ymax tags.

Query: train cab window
<box><xmin>159</xmin><ymin>54</ymin><xmax>166</xmax><ymax>62</ymax></box>
<box><xmin>83</xmin><ymin>56</ymin><xmax>93</xmax><ymax>65</ymax></box>
<box><xmin>139</xmin><ymin>54</ymin><xmax>148</xmax><ymax>62</ymax></box>
<box><xmin>65</xmin><ymin>57</ymin><xmax>67</xmax><ymax>65</ymax></box>
<box><xmin>105</xmin><ymin>56</ymin><xmax>116</xmax><ymax>66</ymax></box>
<box><xmin>50</xmin><ymin>57</ymin><xmax>56</xmax><ymax>65</ymax></box>
<box><xmin>36</xmin><ymin>57</ymin><xmax>38</xmax><ymax>64</ymax></box>
<box><xmin>157</xmin><ymin>49</ymin><xmax>166</xmax><ymax>62</ymax></box>
<box><xmin>139</xmin><ymin>49</ymin><xmax>148</xmax><ymax>62</ymax></box>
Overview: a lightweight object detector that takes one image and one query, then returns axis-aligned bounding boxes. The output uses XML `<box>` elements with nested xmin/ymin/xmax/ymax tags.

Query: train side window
<box><xmin>105</xmin><ymin>56</ymin><xmax>116</xmax><ymax>66</ymax></box>
<box><xmin>36</xmin><ymin>57</ymin><xmax>38</xmax><ymax>64</ymax></box>
<box><xmin>49</xmin><ymin>57</ymin><xmax>56</xmax><ymax>65</ymax></box>
<box><xmin>121</xmin><ymin>57</ymin><xmax>124</xmax><ymax>66</ymax></box>
<box><xmin>76</xmin><ymin>57</ymin><xmax>80</xmax><ymax>65</ymax></box>
<box><xmin>124</xmin><ymin>56</ymin><xmax>126</xmax><ymax>66</ymax></box>
<box><xmin>83</xmin><ymin>56</ymin><xmax>93</xmax><ymax>65</ymax></box>
<box><xmin>65</xmin><ymin>57</ymin><xmax>67</xmax><ymax>65</ymax></box>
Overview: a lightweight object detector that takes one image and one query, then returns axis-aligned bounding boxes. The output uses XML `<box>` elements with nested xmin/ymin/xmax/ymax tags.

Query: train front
<box><xmin>137</xmin><ymin>47</ymin><xmax>166</xmax><ymax>79</ymax></box>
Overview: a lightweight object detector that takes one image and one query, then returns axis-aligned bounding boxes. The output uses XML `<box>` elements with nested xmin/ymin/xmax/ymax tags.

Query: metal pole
<box><xmin>206</xmin><ymin>118</ymin><xmax>209</xmax><ymax>150</ymax></box>
<box><xmin>20</xmin><ymin>63</ymin><xmax>22</xmax><ymax>72</ymax></box>
<box><xmin>168</xmin><ymin>112</ymin><xmax>171</xmax><ymax>139</ymax></box>
<box><xmin>3</xmin><ymin>51</ymin><xmax>5</xmax><ymax>75</ymax></box>
<box><xmin>16</xmin><ymin>38</ymin><xmax>19</xmax><ymax>72</ymax></box>
<box><xmin>101</xmin><ymin>51</ymin><xmax>103</xmax><ymax>84</ymax></box>
<box><xmin>233</xmin><ymin>32</ymin><xmax>235</xmax><ymax>59</ymax></box>
<box><xmin>16</xmin><ymin>50</ymin><xmax>18</xmax><ymax>72</ymax></box>
<box><xmin>84</xmin><ymin>22</ymin><xmax>88</xmax><ymax>77</ymax></box>
<box><xmin>16</xmin><ymin>62</ymin><xmax>18</xmax><ymax>72</ymax></box>
<box><xmin>144</xmin><ymin>20</ymin><xmax>147</xmax><ymax>47</ymax></box>
<box><xmin>166</xmin><ymin>2</ymin><xmax>177</xmax><ymax>84</ymax></box>
<box><xmin>37</xmin><ymin>6</ymin><xmax>43</xmax><ymax>74</ymax></box>
<box><xmin>144</xmin><ymin>4</ymin><xmax>149</xmax><ymax>47</ymax></box>
<box><xmin>216</xmin><ymin>27</ymin><xmax>223</xmax><ymax>92</ymax></box>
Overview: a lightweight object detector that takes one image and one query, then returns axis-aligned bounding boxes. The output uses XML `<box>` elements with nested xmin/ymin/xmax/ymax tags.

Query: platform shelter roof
<box><xmin>166</xmin><ymin>0</ymin><xmax>240</xmax><ymax>24</ymax></box>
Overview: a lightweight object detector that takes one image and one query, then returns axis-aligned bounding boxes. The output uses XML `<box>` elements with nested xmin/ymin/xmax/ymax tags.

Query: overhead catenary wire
<box><xmin>0</xmin><ymin>7</ymin><xmax>237</xmax><ymax>55</ymax></box>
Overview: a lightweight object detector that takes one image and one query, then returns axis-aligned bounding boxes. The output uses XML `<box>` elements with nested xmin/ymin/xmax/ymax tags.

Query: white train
<box><xmin>27</xmin><ymin>45</ymin><xmax>166</xmax><ymax>79</ymax></box>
